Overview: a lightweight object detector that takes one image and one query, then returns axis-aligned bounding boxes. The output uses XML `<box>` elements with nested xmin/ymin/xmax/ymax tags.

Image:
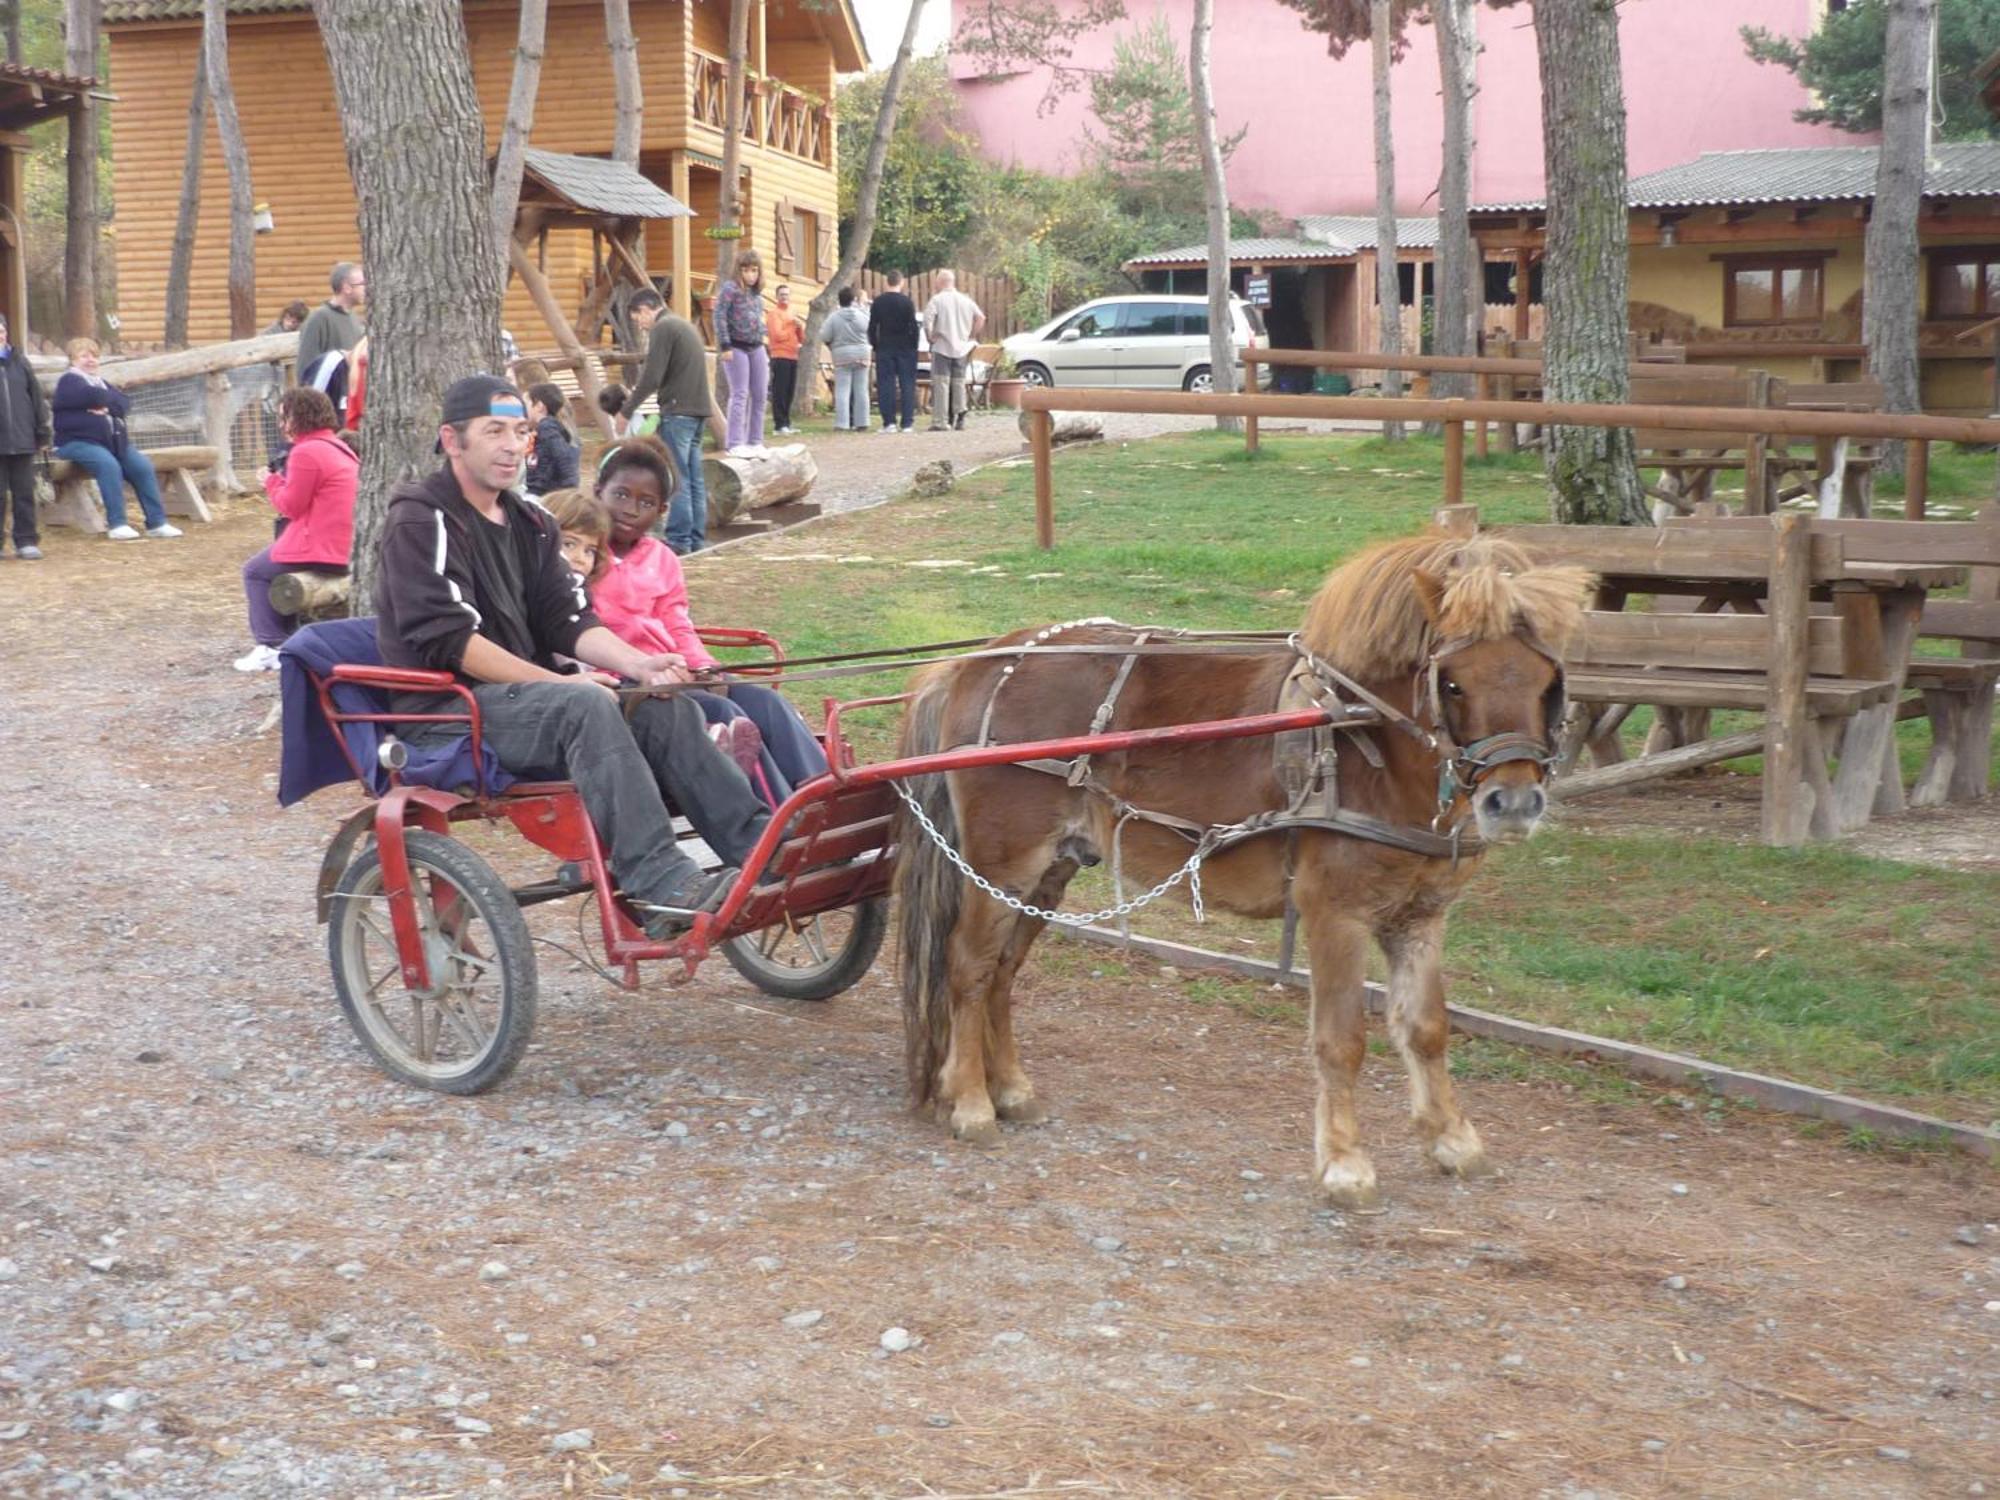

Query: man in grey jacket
<box><xmin>297</xmin><ymin>262</ymin><xmax>366</xmax><ymax>376</ymax></box>
<box><xmin>0</xmin><ymin>314</ymin><xmax>51</xmax><ymax>559</ymax></box>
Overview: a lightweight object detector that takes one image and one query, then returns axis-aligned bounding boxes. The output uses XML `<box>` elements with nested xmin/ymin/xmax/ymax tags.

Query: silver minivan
<box><xmin>1002</xmin><ymin>294</ymin><xmax>1269</xmax><ymax>392</ymax></box>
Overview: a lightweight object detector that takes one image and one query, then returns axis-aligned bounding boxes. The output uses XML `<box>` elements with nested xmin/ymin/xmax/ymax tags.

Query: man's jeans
<box><xmin>876</xmin><ymin>348</ymin><xmax>918</xmax><ymax>431</ymax></box>
<box><xmin>657</xmin><ymin>414</ymin><xmax>708</xmax><ymax>554</ymax></box>
<box><xmin>457</xmin><ymin>682</ymin><xmax>769</xmax><ymax>908</ymax></box>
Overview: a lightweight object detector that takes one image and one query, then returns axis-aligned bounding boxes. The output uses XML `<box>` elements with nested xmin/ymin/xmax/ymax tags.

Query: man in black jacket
<box><xmin>866</xmin><ymin>270</ymin><xmax>920</xmax><ymax>434</ymax></box>
<box><xmin>375</xmin><ymin>375</ymin><xmax>769</xmax><ymax>934</ymax></box>
<box><xmin>0</xmin><ymin>315</ymin><xmax>51</xmax><ymax>559</ymax></box>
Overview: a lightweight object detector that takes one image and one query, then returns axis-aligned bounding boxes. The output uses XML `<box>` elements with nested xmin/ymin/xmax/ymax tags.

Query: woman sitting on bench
<box><xmin>52</xmin><ymin>337</ymin><xmax>181</xmax><ymax>543</ymax></box>
<box><xmin>235</xmin><ymin>386</ymin><xmax>359</xmax><ymax>673</ymax></box>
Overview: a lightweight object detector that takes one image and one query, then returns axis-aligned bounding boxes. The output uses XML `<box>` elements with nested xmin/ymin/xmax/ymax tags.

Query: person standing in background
<box><xmin>867</xmin><ymin>269</ymin><xmax>919</xmax><ymax>434</ymax></box>
<box><xmin>297</xmin><ymin>262</ymin><xmax>365</xmax><ymax>375</ymax></box>
<box><xmin>822</xmin><ymin>287</ymin><xmax>872</xmax><ymax>432</ymax></box>
<box><xmin>714</xmin><ymin>251</ymin><xmax>770</xmax><ymax>456</ymax></box>
<box><xmin>619</xmin><ymin>287</ymin><xmax>723</xmax><ymax>554</ymax></box>
<box><xmin>922</xmin><ymin>269</ymin><xmax>985</xmax><ymax>432</ymax></box>
<box><xmin>0</xmin><ymin>315</ymin><xmax>49</xmax><ymax>559</ymax></box>
<box><xmin>765</xmin><ymin>284</ymin><xmax>804</xmax><ymax>436</ymax></box>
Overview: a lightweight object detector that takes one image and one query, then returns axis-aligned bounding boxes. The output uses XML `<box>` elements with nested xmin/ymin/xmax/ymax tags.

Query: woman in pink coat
<box><xmin>234</xmin><ymin>386</ymin><xmax>359</xmax><ymax>672</ymax></box>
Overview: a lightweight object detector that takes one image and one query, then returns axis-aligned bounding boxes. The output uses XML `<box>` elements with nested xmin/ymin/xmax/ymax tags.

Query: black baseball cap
<box><xmin>440</xmin><ymin>374</ymin><xmax>528</xmax><ymax>426</ymax></box>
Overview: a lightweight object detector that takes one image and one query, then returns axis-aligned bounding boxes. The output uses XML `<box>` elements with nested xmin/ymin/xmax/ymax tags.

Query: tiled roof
<box><xmin>1124</xmin><ymin>235</ymin><xmax>1354</xmax><ymax>268</ymax></box>
<box><xmin>0</xmin><ymin>61</ymin><xmax>97</xmax><ymax>91</ymax></box>
<box><xmin>1297</xmin><ymin>214</ymin><xmax>1440</xmax><ymax>251</ymax></box>
<box><xmin>520</xmin><ymin>148</ymin><xmax>691</xmax><ymax>219</ymax></box>
<box><xmin>1477</xmin><ymin>142</ymin><xmax>2000</xmax><ymax>214</ymax></box>
<box><xmin>104</xmin><ymin>0</ymin><xmax>309</xmax><ymax>20</ymax></box>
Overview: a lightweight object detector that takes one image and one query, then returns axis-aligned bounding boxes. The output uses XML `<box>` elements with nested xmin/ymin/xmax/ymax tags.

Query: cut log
<box><xmin>269</xmin><ymin>570</ymin><xmax>352</xmax><ymax>618</ymax></box>
<box><xmin>700</xmin><ymin>443</ymin><xmax>816</xmax><ymax>525</ymax></box>
<box><xmin>1016</xmin><ymin>409</ymin><xmax>1103</xmax><ymax>446</ymax></box>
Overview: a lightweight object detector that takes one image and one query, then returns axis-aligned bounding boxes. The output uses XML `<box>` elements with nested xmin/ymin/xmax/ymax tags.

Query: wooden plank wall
<box><xmin>853</xmin><ymin>269</ymin><xmax>1022</xmax><ymax>341</ymax></box>
<box><xmin>105</xmin><ymin>0</ymin><xmax>842</xmax><ymax>348</ymax></box>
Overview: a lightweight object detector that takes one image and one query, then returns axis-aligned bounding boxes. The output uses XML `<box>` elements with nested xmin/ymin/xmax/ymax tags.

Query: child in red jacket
<box><xmin>235</xmin><ymin>386</ymin><xmax>359</xmax><ymax>672</ymax></box>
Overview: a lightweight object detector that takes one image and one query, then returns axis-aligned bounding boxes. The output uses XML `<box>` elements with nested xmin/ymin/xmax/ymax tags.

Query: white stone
<box><xmin>879</xmin><ymin>1326</ymin><xmax>916</xmax><ymax>1353</ymax></box>
<box><xmin>478</xmin><ymin>1261</ymin><xmax>511</xmax><ymax>1282</ymax></box>
<box><xmin>782</xmin><ymin>1310</ymin><xmax>824</xmax><ymax>1330</ymax></box>
<box><xmin>550</xmin><ymin>1428</ymin><xmax>594</xmax><ymax>1453</ymax></box>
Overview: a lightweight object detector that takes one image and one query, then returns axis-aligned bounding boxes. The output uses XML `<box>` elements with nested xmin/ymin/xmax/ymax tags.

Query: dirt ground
<box><xmin>2</xmin><ymin>511</ymin><xmax>1996</xmax><ymax>1499</ymax></box>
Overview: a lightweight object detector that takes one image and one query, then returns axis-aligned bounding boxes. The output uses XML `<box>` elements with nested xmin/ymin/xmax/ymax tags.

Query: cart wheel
<box><xmin>722</xmin><ymin>898</ymin><xmax>888</xmax><ymax>1002</ymax></box>
<box><xmin>328</xmin><ymin>829</ymin><xmax>537</xmax><ymax>1094</ymax></box>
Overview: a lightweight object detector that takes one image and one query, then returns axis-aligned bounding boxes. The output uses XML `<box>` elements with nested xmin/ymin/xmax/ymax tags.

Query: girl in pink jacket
<box><xmin>234</xmin><ymin>386</ymin><xmax>358</xmax><ymax>672</ymax></box>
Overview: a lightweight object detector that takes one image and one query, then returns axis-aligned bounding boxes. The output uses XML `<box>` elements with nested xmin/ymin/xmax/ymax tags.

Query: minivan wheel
<box><xmin>1183</xmin><ymin>365</ymin><xmax>1213</xmax><ymax>394</ymax></box>
<box><xmin>1018</xmin><ymin>362</ymin><xmax>1053</xmax><ymax>387</ymax></box>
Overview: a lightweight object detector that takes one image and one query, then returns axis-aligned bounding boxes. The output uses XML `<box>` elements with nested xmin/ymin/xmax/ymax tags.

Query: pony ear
<box><xmin>1412</xmin><ymin>568</ymin><xmax>1448</xmax><ymax>627</ymax></box>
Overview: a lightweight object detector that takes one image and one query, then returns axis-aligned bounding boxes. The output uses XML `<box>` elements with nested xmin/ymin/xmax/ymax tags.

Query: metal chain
<box><xmin>890</xmin><ymin>780</ymin><xmax>1210</xmax><ymax>927</ymax></box>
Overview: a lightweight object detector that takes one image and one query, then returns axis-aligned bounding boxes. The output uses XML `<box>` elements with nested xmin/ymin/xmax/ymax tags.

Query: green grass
<box><xmin>687</xmin><ymin>429</ymin><xmax>2000</xmax><ymax>1127</ymax></box>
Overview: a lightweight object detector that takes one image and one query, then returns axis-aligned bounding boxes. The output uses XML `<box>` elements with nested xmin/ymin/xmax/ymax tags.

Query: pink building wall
<box><xmin>948</xmin><ymin>0</ymin><xmax>1870</xmax><ymax>218</ymax></box>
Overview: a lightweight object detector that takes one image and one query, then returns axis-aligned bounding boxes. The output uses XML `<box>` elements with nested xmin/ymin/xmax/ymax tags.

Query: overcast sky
<box><xmin>849</xmin><ymin>0</ymin><xmax>953</xmax><ymax>69</ymax></box>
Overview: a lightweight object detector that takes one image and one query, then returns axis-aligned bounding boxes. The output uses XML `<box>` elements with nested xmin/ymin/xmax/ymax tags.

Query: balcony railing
<box><xmin>691</xmin><ymin>51</ymin><xmax>832</xmax><ymax>169</ymax></box>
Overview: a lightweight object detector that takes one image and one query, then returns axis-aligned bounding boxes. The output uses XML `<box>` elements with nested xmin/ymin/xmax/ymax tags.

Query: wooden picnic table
<box><xmin>1591</xmin><ymin>558</ymin><xmax>1966</xmax><ymax>834</ymax></box>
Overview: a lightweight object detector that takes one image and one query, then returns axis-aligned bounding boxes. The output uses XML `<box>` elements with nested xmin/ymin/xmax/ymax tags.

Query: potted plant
<box><xmin>986</xmin><ymin>350</ymin><xmax>1027</xmax><ymax>411</ymax></box>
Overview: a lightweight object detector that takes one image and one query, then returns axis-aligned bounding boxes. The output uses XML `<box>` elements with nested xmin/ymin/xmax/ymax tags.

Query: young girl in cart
<box><xmin>544</xmin><ymin>449</ymin><xmax>829</xmax><ymax>802</ymax></box>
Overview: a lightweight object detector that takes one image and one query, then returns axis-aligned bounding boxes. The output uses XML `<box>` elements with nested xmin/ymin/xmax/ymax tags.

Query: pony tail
<box><xmin>894</xmin><ymin>672</ymin><xmax>960</xmax><ymax>1108</ymax></box>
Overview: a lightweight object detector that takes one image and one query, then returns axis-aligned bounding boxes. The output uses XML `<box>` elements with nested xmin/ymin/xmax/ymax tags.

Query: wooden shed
<box><xmin>100</xmin><ymin>0</ymin><xmax>865</xmax><ymax>346</ymax></box>
<box><xmin>0</xmin><ymin>62</ymin><xmax>95</xmax><ymax>344</ymax></box>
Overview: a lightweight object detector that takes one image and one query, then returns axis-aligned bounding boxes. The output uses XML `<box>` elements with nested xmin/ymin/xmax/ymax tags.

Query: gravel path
<box><xmin>2</xmin><ymin>512</ymin><xmax>1995</xmax><ymax>1498</ymax></box>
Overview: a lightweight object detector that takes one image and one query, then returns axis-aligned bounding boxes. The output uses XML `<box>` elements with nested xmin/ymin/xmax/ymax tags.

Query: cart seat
<box><xmin>278</xmin><ymin>618</ymin><xmax>524</xmax><ymax>807</ymax></box>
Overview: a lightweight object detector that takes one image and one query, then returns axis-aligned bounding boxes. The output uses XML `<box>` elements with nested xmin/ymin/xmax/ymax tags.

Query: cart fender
<box><xmin>315</xmin><ymin>790</ymin><xmax>464</xmax><ymax>924</ymax></box>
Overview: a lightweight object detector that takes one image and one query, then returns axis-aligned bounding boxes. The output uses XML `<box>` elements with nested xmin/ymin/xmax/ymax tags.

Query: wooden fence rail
<box><xmin>852</xmin><ymin>268</ymin><xmax>1021</xmax><ymax>341</ymax></box>
<box><xmin>1018</xmin><ymin>387</ymin><xmax>2000</xmax><ymax>550</ymax></box>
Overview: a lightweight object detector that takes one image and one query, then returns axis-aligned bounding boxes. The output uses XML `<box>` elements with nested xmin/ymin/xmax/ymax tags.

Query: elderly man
<box><xmin>375</xmin><ymin>374</ymin><xmax>769</xmax><ymax>935</ymax></box>
<box><xmin>298</xmin><ymin>262</ymin><xmax>366</xmax><ymax>376</ymax></box>
<box><xmin>922</xmin><ymin>269</ymin><xmax>985</xmax><ymax>432</ymax></box>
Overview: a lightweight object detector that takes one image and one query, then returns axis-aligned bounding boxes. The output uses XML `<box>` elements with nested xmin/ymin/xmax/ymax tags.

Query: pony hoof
<box><xmin>1442</xmin><ymin>1151</ymin><xmax>1499</xmax><ymax>1182</ymax></box>
<box><xmin>996</xmin><ymin>1096</ymin><xmax>1048</xmax><ymax>1125</ymax></box>
<box><xmin>1318</xmin><ymin>1160</ymin><xmax>1385</xmax><ymax>1213</ymax></box>
<box><xmin>952</xmin><ymin>1117</ymin><xmax>1003</xmax><ymax>1149</ymax></box>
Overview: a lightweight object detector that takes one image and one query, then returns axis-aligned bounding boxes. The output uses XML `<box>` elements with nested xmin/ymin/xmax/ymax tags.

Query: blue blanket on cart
<box><xmin>276</xmin><ymin>617</ymin><xmax>515</xmax><ymax>808</ymax></box>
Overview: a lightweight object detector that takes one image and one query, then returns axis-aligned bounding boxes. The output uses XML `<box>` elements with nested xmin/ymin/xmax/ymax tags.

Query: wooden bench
<box><xmin>1444</xmin><ymin>506</ymin><xmax>1892</xmax><ymax>844</ymax></box>
<box><xmin>41</xmin><ymin>443</ymin><xmax>219</xmax><ymax>533</ymax></box>
<box><xmin>1628</xmin><ymin>373</ymin><xmax>1781</xmax><ymax>519</ymax></box>
<box><xmin>1669</xmin><ymin>505</ymin><xmax>2000</xmax><ymax>805</ymax></box>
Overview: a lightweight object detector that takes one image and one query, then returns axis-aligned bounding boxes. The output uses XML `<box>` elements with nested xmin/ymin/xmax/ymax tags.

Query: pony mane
<box><xmin>1299</xmin><ymin>529</ymin><xmax>1596</xmax><ymax>680</ymax></box>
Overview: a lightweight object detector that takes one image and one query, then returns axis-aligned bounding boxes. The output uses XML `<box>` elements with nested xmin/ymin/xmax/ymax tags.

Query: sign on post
<box><xmin>1244</xmin><ymin>273</ymin><xmax>1272</xmax><ymax>307</ymax></box>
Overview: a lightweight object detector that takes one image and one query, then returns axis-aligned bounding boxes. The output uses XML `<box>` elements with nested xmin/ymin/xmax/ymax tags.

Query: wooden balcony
<box><xmin>691</xmin><ymin>51</ymin><xmax>831</xmax><ymax>170</ymax></box>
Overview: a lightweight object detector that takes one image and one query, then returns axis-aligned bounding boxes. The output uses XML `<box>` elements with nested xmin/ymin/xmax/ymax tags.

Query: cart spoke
<box><xmin>432</xmin><ymin>990</ymin><xmax>489</xmax><ymax>1056</ymax></box>
<box><xmin>801</xmin><ymin>919</ymin><xmax>831</xmax><ymax>966</ymax></box>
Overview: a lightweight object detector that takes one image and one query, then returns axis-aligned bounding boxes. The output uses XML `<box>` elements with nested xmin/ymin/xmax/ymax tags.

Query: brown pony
<box><xmin>892</xmin><ymin>528</ymin><xmax>1593</xmax><ymax>1207</ymax></box>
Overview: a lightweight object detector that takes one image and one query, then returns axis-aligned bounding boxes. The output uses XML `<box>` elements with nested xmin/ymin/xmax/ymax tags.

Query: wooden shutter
<box><xmin>817</xmin><ymin>221</ymin><xmax>837</xmax><ymax>283</ymax></box>
<box><xmin>773</xmin><ymin>197</ymin><xmax>797</xmax><ymax>274</ymax></box>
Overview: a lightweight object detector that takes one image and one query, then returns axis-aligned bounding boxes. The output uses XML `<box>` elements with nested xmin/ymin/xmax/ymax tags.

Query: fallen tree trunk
<box><xmin>700</xmin><ymin>443</ymin><xmax>816</xmax><ymax>524</ymax></box>
<box><xmin>1017</xmin><ymin>409</ymin><xmax>1103</xmax><ymax>446</ymax></box>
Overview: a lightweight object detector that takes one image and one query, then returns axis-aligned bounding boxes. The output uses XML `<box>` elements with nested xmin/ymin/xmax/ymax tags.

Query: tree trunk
<box><xmin>5</xmin><ymin>2</ymin><xmax>21</xmax><ymax>64</ymax></box>
<box><xmin>491</xmin><ymin>0</ymin><xmax>548</xmax><ymax>261</ymax></box>
<box><xmin>1431</xmin><ymin>0</ymin><xmax>1478</xmax><ymax>401</ymax></box>
<box><xmin>717</xmin><ymin>0</ymin><xmax>751</xmax><ymax>282</ymax></box>
<box><xmin>1532</xmin><ymin>0</ymin><xmax>1647</xmax><ymax>525</ymax></box>
<box><xmin>798</xmin><ymin>0</ymin><xmax>928</xmax><ymax>412</ymax></box>
<box><xmin>604</xmin><ymin>0</ymin><xmax>642</xmax><ymax>170</ymax></box>
<box><xmin>313</xmin><ymin>0</ymin><xmax>504</xmax><ymax>602</ymax></box>
<box><xmin>701</xmin><ymin>445</ymin><xmax>817</xmax><ymax>523</ymax></box>
<box><xmin>202</xmin><ymin>0</ymin><xmax>257</xmax><ymax>338</ymax></box>
<box><xmin>62</xmin><ymin>0</ymin><xmax>99</xmax><ymax>340</ymax></box>
<box><xmin>1865</xmin><ymin>0</ymin><xmax>1933</xmax><ymax>479</ymax></box>
<box><xmin>164</xmin><ymin>48</ymin><xmax>209</xmax><ymax>349</ymax></box>
<box><xmin>1371</xmin><ymin>0</ymin><xmax>1403</xmax><ymax>441</ymax></box>
<box><xmin>1189</xmin><ymin>0</ymin><xmax>1239</xmax><ymax>432</ymax></box>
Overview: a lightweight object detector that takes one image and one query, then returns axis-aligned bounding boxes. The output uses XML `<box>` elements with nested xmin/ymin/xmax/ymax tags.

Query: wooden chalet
<box><xmin>0</xmin><ymin>62</ymin><xmax>95</xmax><ymax>342</ymax></box>
<box><xmin>1472</xmin><ymin>143</ymin><xmax>2000</xmax><ymax>415</ymax></box>
<box><xmin>101</xmin><ymin>0</ymin><xmax>866</xmax><ymax>346</ymax></box>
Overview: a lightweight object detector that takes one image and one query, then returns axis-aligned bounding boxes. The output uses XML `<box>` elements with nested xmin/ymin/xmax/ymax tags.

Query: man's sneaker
<box><xmin>642</xmin><ymin>864</ymin><xmax>740</xmax><ymax>940</ymax></box>
<box><xmin>145</xmin><ymin>522</ymin><xmax>184</xmax><ymax>539</ymax></box>
<box><xmin>953</xmin><ymin>413</ymin><xmax>967</xmax><ymax>431</ymax></box>
<box><xmin>233</xmin><ymin>644</ymin><xmax>282</xmax><ymax>673</ymax></box>
<box><xmin>15</xmin><ymin>544</ymin><xmax>41</xmax><ymax>560</ymax></box>
<box><xmin>106</xmin><ymin>525</ymin><xmax>141</xmax><ymax>541</ymax></box>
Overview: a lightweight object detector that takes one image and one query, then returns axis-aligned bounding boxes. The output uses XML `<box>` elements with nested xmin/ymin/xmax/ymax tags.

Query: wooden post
<box><xmin>1513</xmin><ymin>248</ymin><xmax>1532</xmax><ymax>340</ymax></box>
<box><xmin>509</xmin><ymin>238</ymin><xmax>614</xmax><ymax>439</ymax></box>
<box><xmin>1243</xmin><ymin>351</ymin><xmax>1259</xmax><ymax>454</ymax></box>
<box><xmin>1761</xmin><ymin>512</ymin><xmax>1812</xmax><ymax>847</ymax></box>
<box><xmin>1743</xmin><ymin>370</ymin><xmax>1771</xmax><ymax>516</ymax></box>
<box><xmin>1030</xmin><ymin>408</ymin><xmax>1055</xmax><ymax>550</ymax></box>
<box><xmin>1904</xmin><ymin>438</ymin><xmax>1928</xmax><ymax>520</ymax></box>
<box><xmin>1442</xmin><ymin>413</ymin><xmax>1465</xmax><ymax>505</ymax></box>
<box><xmin>1473</xmin><ymin>372</ymin><xmax>1489</xmax><ymax>459</ymax></box>
<box><xmin>202</xmin><ymin>370</ymin><xmax>238</xmax><ymax>493</ymax></box>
